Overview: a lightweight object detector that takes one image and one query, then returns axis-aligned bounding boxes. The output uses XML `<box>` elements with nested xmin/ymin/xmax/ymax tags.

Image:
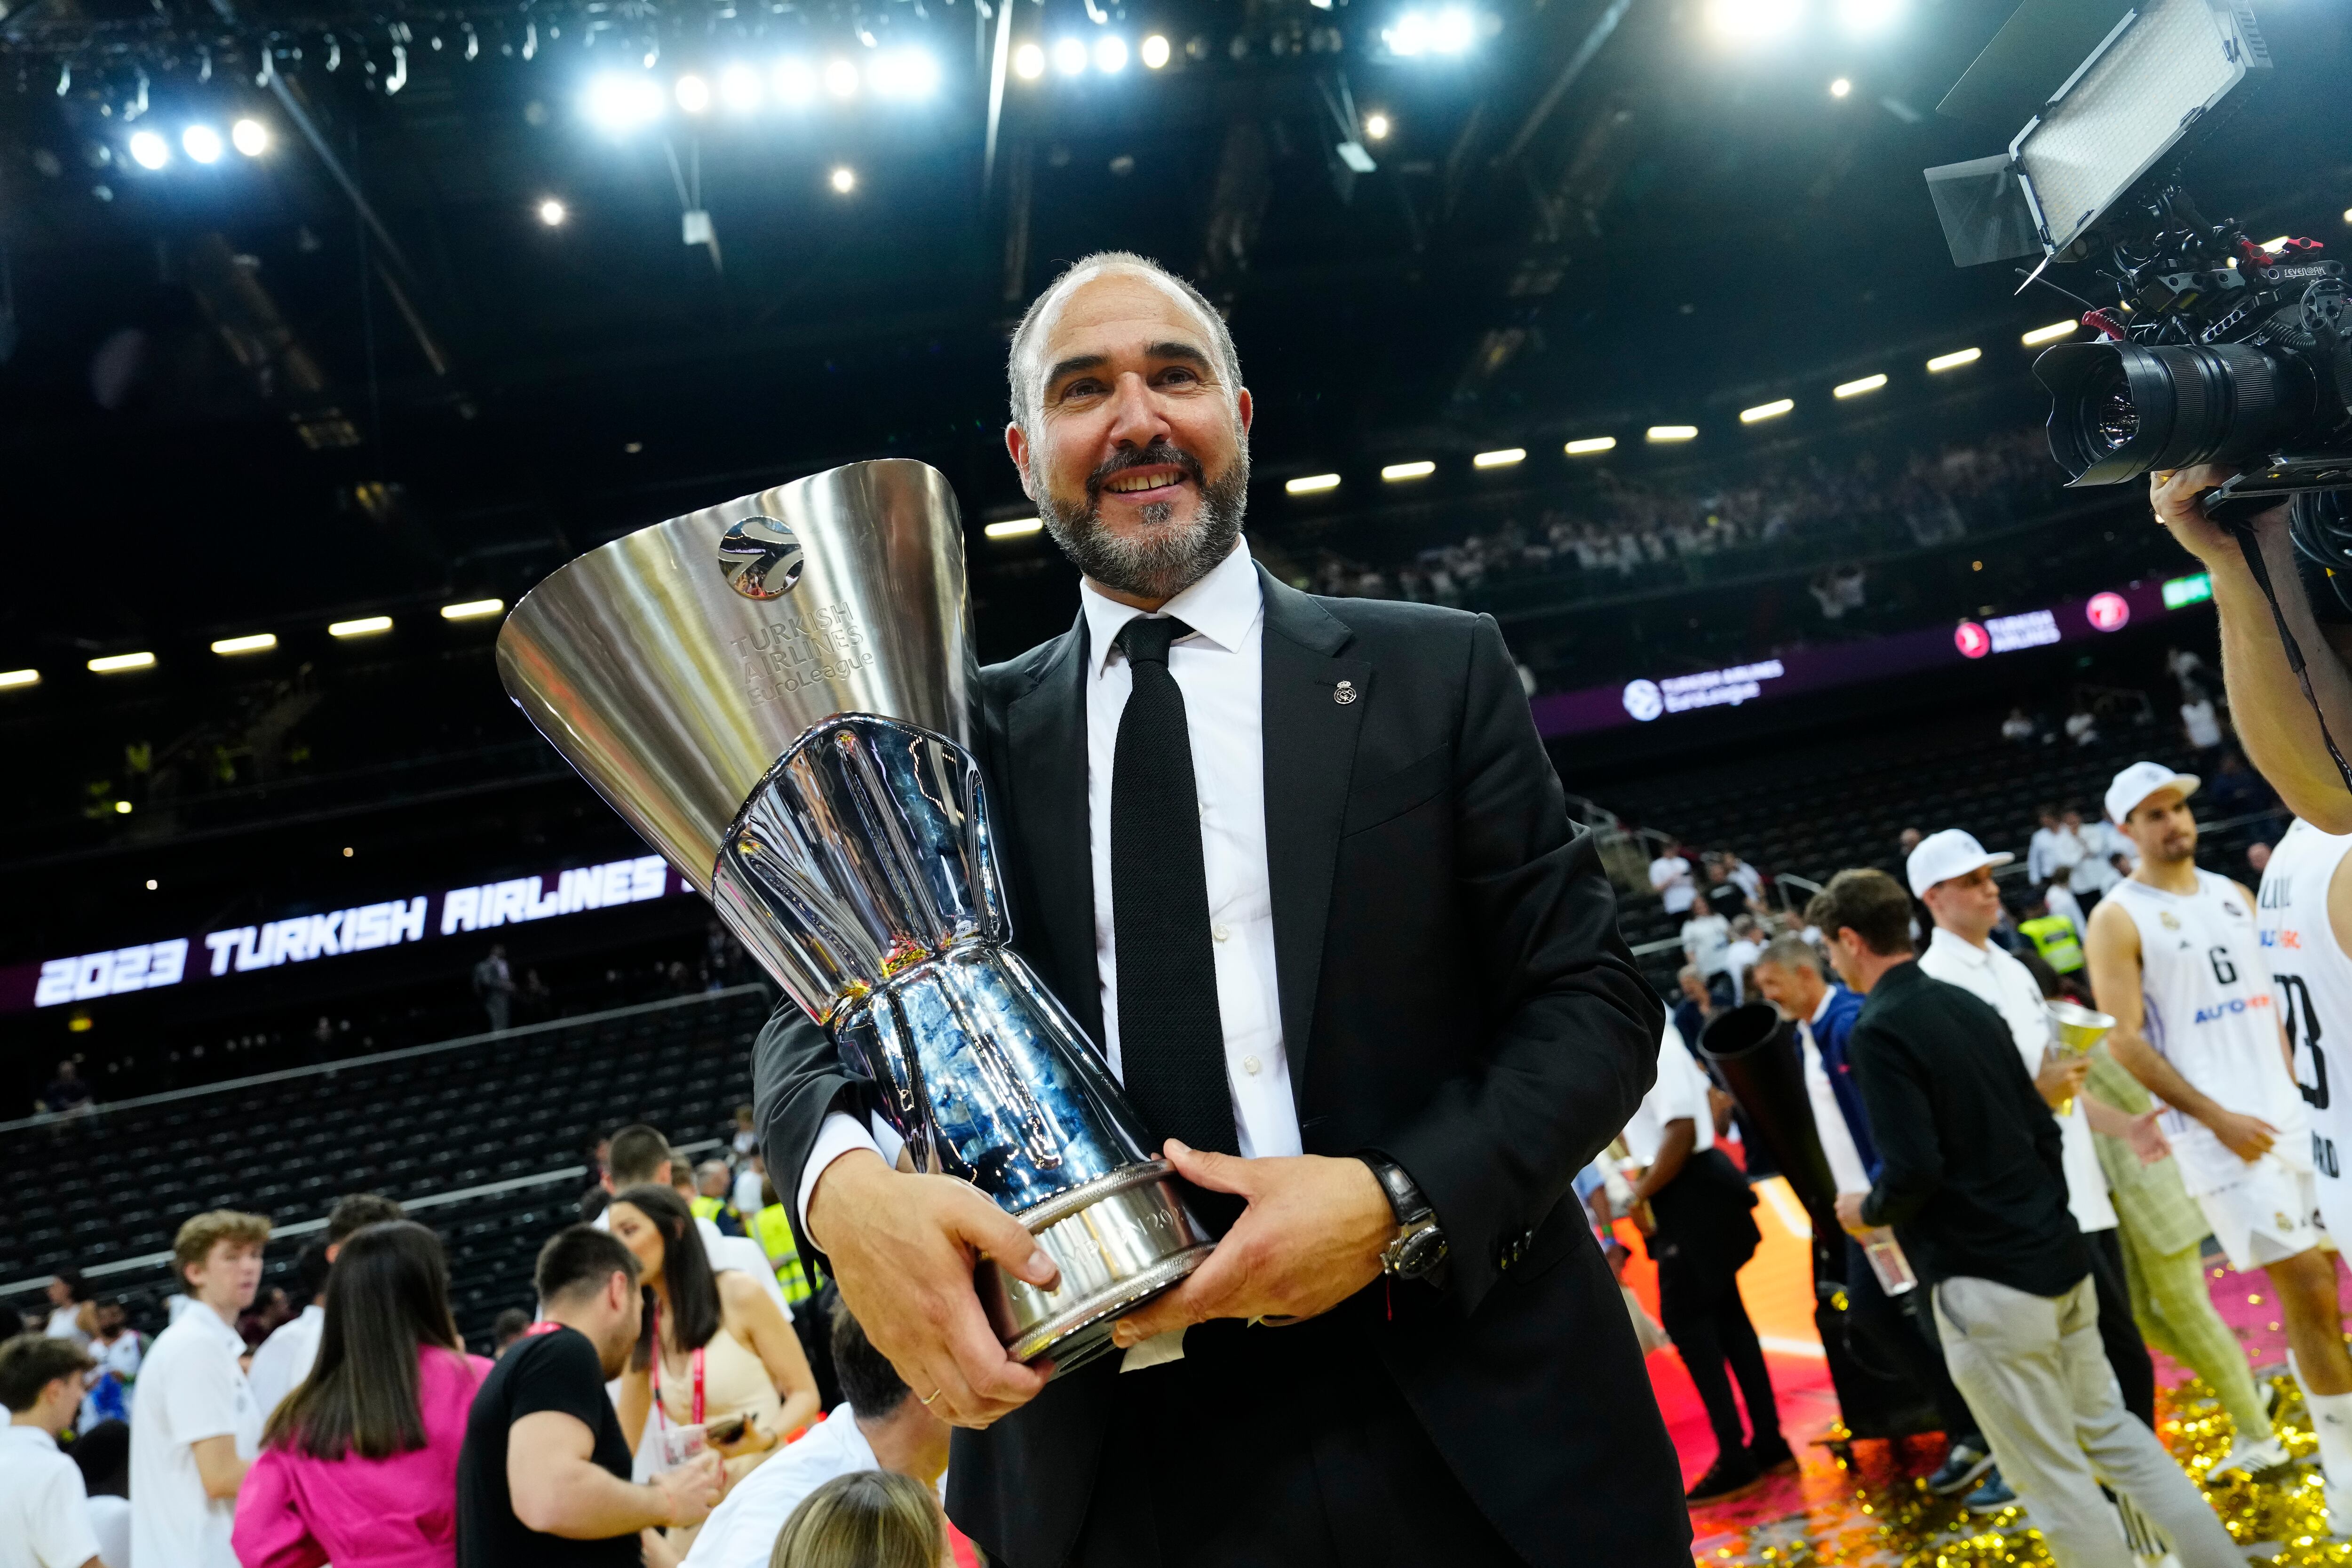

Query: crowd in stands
<box><xmin>0</xmin><ymin>1117</ymin><xmax>958</xmax><ymax>1568</ymax></box>
<box><xmin>1304</xmin><ymin>426</ymin><xmax>2063</xmax><ymax>611</ymax></box>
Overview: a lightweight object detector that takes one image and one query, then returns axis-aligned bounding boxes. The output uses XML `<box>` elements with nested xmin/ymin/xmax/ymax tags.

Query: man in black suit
<box><xmin>752</xmin><ymin>250</ymin><xmax>1683</xmax><ymax>1568</ymax></box>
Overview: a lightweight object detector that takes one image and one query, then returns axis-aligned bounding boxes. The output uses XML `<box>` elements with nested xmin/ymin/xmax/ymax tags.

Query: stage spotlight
<box><xmin>1141</xmin><ymin>34</ymin><xmax>1171</xmax><ymax>68</ymax></box>
<box><xmin>1833</xmin><ymin>373</ymin><xmax>1887</xmax><ymax>398</ymax></box>
<box><xmin>439</xmin><ymin>599</ymin><xmax>505</xmax><ymax>621</ymax></box>
<box><xmin>128</xmin><ymin>130</ymin><xmax>169</xmax><ymax>170</ymax></box>
<box><xmin>586</xmin><ymin>73</ymin><xmax>664</xmax><ymax>131</ymax></box>
<box><xmin>675</xmin><ymin>73</ymin><xmax>712</xmax><ymax>113</ymax></box>
<box><xmin>0</xmin><ymin>669</ymin><xmax>40</xmax><ymax>690</ymax></box>
<box><xmin>1381</xmin><ymin>461</ymin><xmax>1436</xmax><ymax>481</ymax></box>
<box><xmin>1704</xmin><ymin>0</ymin><xmax>1803</xmax><ymax>42</ymax></box>
<box><xmin>1095</xmin><ymin>35</ymin><xmax>1128</xmax><ymax>72</ymax></box>
<box><xmin>537</xmin><ymin>197</ymin><xmax>568</xmax><ymax>226</ymax></box>
<box><xmin>870</xmin><ymin>48</ymin><xmax>941</xmax><ymax>97</ymax></box>
<box><xmin>210</xmin><ymin>633</ymin><xmax>277</xmax><ymax>655</ymax></box>
<box><xmin>1365</xmin><ymin>112</ymin><xmax>1391</xmax><ymax>139</ymax></box>
<box><xmin>1926</xmin><ymin>346</ymin><xmax>1980</xmax><ymax>372</ymax></box>
<box><xmin>824</xmin><ymin>59</ymin><xmax>860</xmax><ymax>97</ymax></box>
<box><xmin>1473</xmin><ymin>447</ymin><xmax>1526</xmax><ymax>468</ymax></box>
<box><xmin>89</xmin><ymin>652</ymin><xmax>156</xmax><ymax>673</ymax></box>
<box><xmin>1647</xmin><ymin>425</ymin><xmax>1698</xmax><ymax>442</ymax></box>
<box><xmin>230</xmin><ymin>118</ymin><xmax>269</xmax><ymax>156</ymax></box>
<box><xmin>1565</xmin><ymin>437</ymin><xmax>1616</xmax><ymax>454</ymax></box>
<box><xmin>1829</xmin><ymin>77</ymin><xmax>1851</xmax><ymax>98</ymax></box>
<box><xmin>183</xmin><ymin>125</ymin><xmax>224</xmax><ymax>163</ymax></box>
<box><xmin>830</xmin><ymin>165</ymin><xmax>857</xmax><ymax>193</ymax></box>
<box><xmin>329</xmin><ymin>616</ymin><xmax>394</xmax><ymax>637</ymax></box>
<box><xmin>772</xmin><ymin>58</ymin><xmax>818</xmax><ymax>103</ymax></box>
<box><xmin>1835</xmin><ymin>0</ymin><xmax>1902</xmax><ymax>32</ymax></box>
<box><xmin>1740</xmin><ymin>398</ymin><xmax>1794</xmax><ymax>423</ymax></box>
<box><xmin>1014</xmin><ymin>42</ymin><xmax>1047</xmax><ymax>79</ymax></box>
<box><xmin>720</xmin><ymin>63</ymin><xmax>763</xmax><ymax>111</ymax></box>
<box><xmin>2021</xmin><ymin>319</ymin><xmax>2077</xmax><ymax>346</ymax></box>
<box><xmin>1384</xmin><ymin>7</ymin><xmax>1476</xmax><ymax>56</ymax></box>
<box><xmin>1051</xmin><ymin>38</ymin><xmax>1088</xmax><ymax>75</ymax></box>
<box><xmin>1285</xmin><ymin>473</ymin><xmax>1342</xmax><ymax>494</ymax></box>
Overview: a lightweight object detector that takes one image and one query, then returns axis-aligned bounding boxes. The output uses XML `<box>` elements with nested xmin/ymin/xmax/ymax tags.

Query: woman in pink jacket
<box><xmin>233</xmin><ymin>1220</ymin><xmax>493</xmax><ymax>1568</ymax></box>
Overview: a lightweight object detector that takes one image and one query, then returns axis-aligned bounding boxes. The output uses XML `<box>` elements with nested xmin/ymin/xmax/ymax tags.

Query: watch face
<box><xmin>1394</xmin><ymin>1226</ymin><xmax>1446</xmax><ymax>1277</ymax></box>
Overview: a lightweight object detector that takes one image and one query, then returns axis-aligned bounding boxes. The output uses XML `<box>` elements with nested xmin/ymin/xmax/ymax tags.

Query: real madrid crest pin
<box><xmin>1333</xmin><ymin>679</ymin><xmax>1358</xmax><ymax>706</ymax></box>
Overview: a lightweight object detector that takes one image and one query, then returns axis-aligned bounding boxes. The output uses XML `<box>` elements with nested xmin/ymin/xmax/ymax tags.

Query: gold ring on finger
<box><xmin>919</xmin><ymin>1387</ymin><xmax>944</xmax><ymax>1406</ymax></box>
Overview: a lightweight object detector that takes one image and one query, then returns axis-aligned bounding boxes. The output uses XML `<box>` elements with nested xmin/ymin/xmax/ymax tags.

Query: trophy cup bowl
<box><xmin>494</xmin><ymin>458</ymin><xmax>1213</xmax><ymax>1376</ymax></box>
<box><xmin>2044</xmin><ymin>1000</ymin><xmax>2115</xmax><ymax>1117</ymax></box>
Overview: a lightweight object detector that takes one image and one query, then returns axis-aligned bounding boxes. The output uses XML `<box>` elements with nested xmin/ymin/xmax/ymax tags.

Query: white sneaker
<box><xmin>2208</xmin><ymin>1434</ymin><xmax>2293</xmax><ymax>1480</ymax></box>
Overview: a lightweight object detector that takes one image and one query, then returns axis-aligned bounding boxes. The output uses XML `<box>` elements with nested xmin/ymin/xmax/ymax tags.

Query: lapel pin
<box><xmin>1332</xmin><ymin>680</ymin><xmax>1358</xmax><ymax>706</ymax></box>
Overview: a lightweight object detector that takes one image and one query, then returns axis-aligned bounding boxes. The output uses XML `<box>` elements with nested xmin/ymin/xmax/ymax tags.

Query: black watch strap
<box><xmin>1363</xmin><ymin>1155</ymin><xmax>1433</xmax><ymax>1226</ymax></box>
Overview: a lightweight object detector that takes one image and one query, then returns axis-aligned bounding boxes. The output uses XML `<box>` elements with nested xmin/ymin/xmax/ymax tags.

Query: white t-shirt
<box><xmin>1917</xmin><ymin>927</ymin><xmax>2117</xmax><ymax>1231</ymax></box>
<box><xmin>2029</xmin><ymin>825</ymin><xmax>2085</xmax><ymax>887</ymax></box>
<box><xmin>2109</xmin><ymin>871</ymin><xmax>2304</xmax><ymax>1195</ymax></box>
<box><xmin>130</xmin><ymin>1305</ymin><xmax>262</xmax><ymax>1568</ymax></box>
<box><xmin>1724</xmin><ymin>939</ymin><xmax>1761</xmax><ymax>1004</ymax></box>
<box><xmin>79</xmin><ymin>1329</ymin><xmax>143</xmax><ymax>1430</ymax></box>
<box><xmin>0</xmin><ymin>1425</ymin><xmax>101</xmax><ymax>1568</ymax></box>
<box><xmin>2069</xmin><ymin>822</ymin><xmax>2127</xmax><ymax>896</ymax></box>
<box><xmin>680</xmin><ymin>1404</ymin><xmax>926</xmax><ymax>1568</ymax></box>
<box><xmin>1621</xmin><ymin>1024</ymin><xmax>1716</xmax><ymax>1167</ymax></box>
<box><xmin>42</xmin><ymin>1308</ymin><xmax>87</xmax><ymax>1350</ymax></box>
<box><xmin>1650</xmin><ymin>855</ymin><xmax>1695</xmax><ymax>915</ymax></box>
<box><xmin>245</xmin><ymin>1301</ymin><xmax>324</xmax><ymax>1420</ymax></box>
<box><xmin>1728</xmin><ymin>862</ymin><xmax>1764</xmax><ymax>903</ymax></box>
<box><xmin>2183</xmin><ymin>699</ymin><xmax>2224</xmax><ymax>750</ymax></box>
<box><xmin>731</xmin><ymin>1167</ymin><xmax>765</xmax><ymax>1219</ymax></box>
<box><xmin>1681</xmin><ymin>914</ymin><xmax>1732</xmax><ymax>978</ymax></box>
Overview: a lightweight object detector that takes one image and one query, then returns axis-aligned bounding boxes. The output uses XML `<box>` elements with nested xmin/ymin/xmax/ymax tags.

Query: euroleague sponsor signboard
<box><xmin>1534</xmin><ymin>581</ymin><xmax>2175</xmax><ymax>740</ymax></box>
<box><xmin>5</xmin><ymin>853</ymin><xmax>685</xmax><ymax>1014</ymax></box>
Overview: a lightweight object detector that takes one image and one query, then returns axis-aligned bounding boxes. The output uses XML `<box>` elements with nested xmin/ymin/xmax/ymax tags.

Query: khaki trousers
<box><xmin>1932</xmin><ymin>1274</ymin><xmax>2237</xmax><ymax>1568</ymax></box>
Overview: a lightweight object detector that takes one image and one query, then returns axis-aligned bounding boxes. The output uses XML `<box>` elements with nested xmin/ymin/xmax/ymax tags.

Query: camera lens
<box><xmin>2036</xmin><ymin>341</ymin><xmax>2315</xmax><ymax>486</ymax></box>
<box><xmin>2077</xmin><ymin>360</ymin><xmax>2140</xmax><ymax>455</ymax></box>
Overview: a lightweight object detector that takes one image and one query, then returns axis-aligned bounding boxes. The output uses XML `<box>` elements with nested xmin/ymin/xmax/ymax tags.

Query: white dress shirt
<box><xmin>1917</xmin><ymin>927</ymin><xmax>2117</xmax><ymax>1232</ymax></box>
<box><xmin>245</xmin><ymin>1301</ymin><xmax>324</xmax><ymax>1420</ymax></box>
<box><xmin>681</xmin><ymin>1402</ymin><xmax>944</xmax><ymax>1568</ymax></box>
<box><xmin>800</xmin><ymin>542</ymin><xmax>1302</xmax><ymax>1224</ymax></box>
<box><xmin>1798</xmin><ymin>990</ymin><xmax>1874</xmax><ymax>1197</ymax></box>
<box><xmin>1621</xmin><ymin>1023</ymin><xmax>1716</xmax><ymax>1167</ymax></box>
<box><xmin>0</xmin><ymin>1425</ymin><xmax>102</xmax><ymax>1568</ymax></box>
<box><xmin>131</xmin><ymin>1304</ymin><xmax>262</xmax><ymax>1568</ymax></box>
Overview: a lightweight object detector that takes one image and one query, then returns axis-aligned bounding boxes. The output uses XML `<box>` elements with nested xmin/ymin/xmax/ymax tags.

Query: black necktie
<box><xmin>1111</xmin><ymin>616</ymin><xmax>1240</xmax><ymax>1170</ymax></box>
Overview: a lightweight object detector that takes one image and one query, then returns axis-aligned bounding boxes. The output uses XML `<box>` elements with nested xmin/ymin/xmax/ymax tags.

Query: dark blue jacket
<box><xmin>1811</xmin><ymin>983</ymin><xmax>1879</xmax><ymax>1178</ymax></box>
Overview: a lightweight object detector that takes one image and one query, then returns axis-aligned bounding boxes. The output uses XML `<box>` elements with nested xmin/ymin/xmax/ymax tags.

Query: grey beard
<box><xmin>1035</xmin><ymin>454</ymin><xmax>1250</xmax><ymax>603</ymax></box>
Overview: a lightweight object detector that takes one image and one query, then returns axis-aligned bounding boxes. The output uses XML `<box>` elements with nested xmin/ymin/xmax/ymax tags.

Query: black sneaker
<box><xmin>1748</xmin><ymin>1434</ymin><xmax>1799</xmax><ymax>1475</ymax></box>
<box><xmin>1686</xmin><ymin>1456</ymin><xmax>1764</xmax><ymax>1503</ymax></box>
<box><xmin>1926</xmin><ymin>1441</ymin><xmax>1994</xmax><ymax>1497</ymax></box>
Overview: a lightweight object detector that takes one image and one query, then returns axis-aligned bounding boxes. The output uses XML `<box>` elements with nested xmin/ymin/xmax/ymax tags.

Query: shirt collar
<box><xmin>1809</xmin><ymin>986</ymin><xmax>1836</xmax><ymax>1024</ymax></box>
<box><xmin>1928</xmin><ymin>926</ymin><xmax>1992</xmax><ymax>967</ymax></box>
<box><xmin>186</xmin><ymin>1303</ymin><xmax>246</xmax><ymax>1353</ymax></box>
<box><xmin>1080</xmin><ymin>538</ymin><xmax>1263</xmax><ymax>675</ymax></box>
<box><xmin>0</xmin><ymin>1425</ymin><xmax>59</xmax><ymax>1451</ymax></box>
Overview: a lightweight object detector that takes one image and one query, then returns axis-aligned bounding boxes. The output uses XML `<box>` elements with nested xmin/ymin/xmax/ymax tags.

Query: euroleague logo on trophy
<box><xmin>717</xmin><ymin>515</ymin><xmax>806</xmax><ymax>600</ymax></box>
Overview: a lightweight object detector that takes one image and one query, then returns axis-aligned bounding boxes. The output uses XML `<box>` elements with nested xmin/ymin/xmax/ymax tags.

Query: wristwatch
<box><xmin>1361</xmin><ymin>1154</ymin><xmax>1448</xmax><ymax>1282</ymax></box>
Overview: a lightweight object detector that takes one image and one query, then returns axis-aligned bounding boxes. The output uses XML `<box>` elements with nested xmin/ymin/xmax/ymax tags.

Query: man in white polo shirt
<box><xmin>1</xmin><ymin>1333</ymin><xmax>104</xmax><ymax>1568</ymax></box>
<box><xmin>132</xmin><ymin>1210</ymin><xmax>268</xmax><ymax>1568</ymax></box>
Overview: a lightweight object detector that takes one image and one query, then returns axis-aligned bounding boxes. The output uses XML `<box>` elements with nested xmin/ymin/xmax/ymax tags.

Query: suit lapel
<box><xmin>1003</xmin><ymin>612</ymin><xmax>1106</xmax><ymax>1049</ymax></box>
<box><xmin>1257</xmin><ymin>565</ymin><xmax>1369</xmax><ymax>1096</ymax></box>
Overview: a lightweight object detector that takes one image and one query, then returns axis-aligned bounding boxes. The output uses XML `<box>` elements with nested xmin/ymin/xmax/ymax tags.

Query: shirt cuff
<box><xmin>796</xmin><ymin>1111</ymin><xmax>907</xmax><ymax>1251</ymax></box>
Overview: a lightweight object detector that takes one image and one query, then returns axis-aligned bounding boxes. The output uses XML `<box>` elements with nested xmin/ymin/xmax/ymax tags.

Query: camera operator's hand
<box><xmin>803</xmin><ymin>1149</ymin><xmax>1057</xmax><ymax>1430</ymax></box>
<box><xmin>2150</xmin><ymin>465</ymin><xmax>2291</xmax><ymax>560</ymax></box>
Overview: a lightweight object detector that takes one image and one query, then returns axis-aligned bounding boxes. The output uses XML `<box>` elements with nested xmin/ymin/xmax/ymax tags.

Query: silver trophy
<box><xmin>496</xmin><ymin>458</ymin><xmax>1213</xmax><ymax>1374</ymax></box>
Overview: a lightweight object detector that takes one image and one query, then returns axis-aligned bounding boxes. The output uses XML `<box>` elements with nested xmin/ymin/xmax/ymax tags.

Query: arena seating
<box><xmin>0</xmin><ymin>985</ymin><xmax>776</xmax><ymax>1351</ymax></box>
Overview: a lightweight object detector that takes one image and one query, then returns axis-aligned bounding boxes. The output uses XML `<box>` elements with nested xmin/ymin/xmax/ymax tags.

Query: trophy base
<box><xmin>977</xmin><ymin>1161</ymin><xmax>1216</xmax><ymax>1377</ymax></box>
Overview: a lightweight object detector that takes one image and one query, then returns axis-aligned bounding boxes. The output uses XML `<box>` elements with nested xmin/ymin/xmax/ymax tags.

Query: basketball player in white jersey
<box><xmin>2087</xmin><ymin>761</ymin><xmax>2352</xmax><ymax>1512</ymax></box>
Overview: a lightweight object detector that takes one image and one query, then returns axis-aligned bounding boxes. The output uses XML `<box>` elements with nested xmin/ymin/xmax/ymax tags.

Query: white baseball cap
<box><xmin>2105</xmin><ymin>760</ymin><xmax>2201</xmax><ymax>825</ymax></box>
<box><xmin>1906</xmin><ymin>828</ymin><xmax>2015</xmax><ymax>899</ymax></box>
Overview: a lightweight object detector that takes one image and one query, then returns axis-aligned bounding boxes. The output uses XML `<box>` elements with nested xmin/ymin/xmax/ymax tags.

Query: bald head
<box><xmin>1006</xmin><ymin>252</ymin><xmax>1241</xmax><ymax>436</ymax></box>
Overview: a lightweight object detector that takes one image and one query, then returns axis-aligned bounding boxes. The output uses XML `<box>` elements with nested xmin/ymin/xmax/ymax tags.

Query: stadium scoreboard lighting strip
<box><xmin>2164</xmin><ymin>572</ymin><xmax>2214</xmax><ymax>608</ymax></box>
<box><xmin>7</xmin><ymin>853</ymin><xmax>683</xmax><ymax>1014</ymax></box>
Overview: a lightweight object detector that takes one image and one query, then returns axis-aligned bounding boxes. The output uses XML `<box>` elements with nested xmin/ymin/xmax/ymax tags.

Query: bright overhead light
<box><xmin>128</xmin><ymin>130</ymin><xmax>169</xmax><ymax>170</ymax></box>
<box><xmin>585</xmin><ymin>73</ymin><xmax>665</xmax><ymax>132</ymax></box>
<box><xmin>115</xmin><ymin>800</ymin><xmax>134</xmax><ymax>815</ymax></box>
<box><xmin>1926</xmin><ymin>347</ymin><xmax>1981</xmax><ymax>372</ymax></box>
<box><xmin>2259</xmin><ymin>235</ymin><xmax>2289</xmax><ymax>253</ymax></box>
<box><xmin>773</xmin><ymin>58</ymin><xmax>818</xmax><ymax>103</ymax></box>
<box><xmin>2021</xmin><ymin>319</ymin><xmax>2077</xmax><ymax>346</ymax></box>
<box><xmin>1365</xmin><ymin>112</ymin><xmax>1391</xmax><ymax>139</ymax></box>
<box><xmin>985</xmin><ymin>517</ymin><xmax>1044</xmax><ymax>539</ymax></box>
<box><xmin>1828</xmin><ymin>77</ymin><xmax>1851</xmax><ymax>98</ymax></box>
<box><xmin>1472</xmin><ymin>447</ymin><xmax>1526</xmax><ymax>469</ymax></box>
<box><xmin>870</xmin><ymin>48</ymin><xmax>941</xmax><ymax>97</ymax></box>
<box><xmin>0</xmin><ymin>669</ymin><xmax>40</xmax><ymax>690</ymax></box>
<box><xmin>1835</xmin><ymin>0</ymin><xmax>1902</xmax><ymax>30</ymax></box>
<box><xmin>1051</xmin><ymin>38</ymin><xmax>1089</xmax><ymax>75</ymax></box>
<box><xmin>1140</xmin><ymin>34</ymin><xmax>1171</xmax><ymax>69</ymax></box>
<box><xmin>1833</xmin><ymin>373</ymin><xmax>1887</xmax><ymax>398</ymax></box>
<box><xmin>1382</xmin><ymin>460</ymin><xmax>1436</xmax><ymax>481</ymax></box>
<box><xmin>88</xmin><ymin>652</ymin><xmax>156</xmax><ymax>673</ymax></box>
<box><xmin>1705</xmin><ymin>0</ymin><xmax>1803</xmax><ymax>41</ymax></box>
<box><xmin>1384</xmin><ymin>7</ymin><xmax>1477</xmax><ymax>56</ymax></box>
<box><xmin>1646</xmin><ymin>425</ymin><xmax>1698</xmax><ymax>443</ymax></box>
<box><xmin>1740</xmin><ymin>398</ymin><xmax>1794</xmax><ymax>424</ymax></box>
<box><xmin>1285</xmin><ymin>473</ymin><xmax>1342</xmax><ymax>495</ymax></box>
<box><xmin>147</xmin><ymin>879</ymin><xmax>159</xmax><ymax>889</ymax></box>
<box><xmin>1094</xmin><ymin>35</ymin><xmax>1128</xmax><ymax>72</ymax></box>
<box><xmin>329</xmin><ymin>615</ymin><xmax>394</xmax><ymax>637</ymax></box>
<box><xmin>720</xmin><ymin>63</ymin><xmax>763</xmax><ymax>111</ymax></box>
<box><xmin>210</xmin><ymin>633</ymin><xmax>277</xmax><ymax>655</ymax></box>
<box><xmin>440</xmin><ymin>599</ymin><xmax>505</xmax><ymax>621</ymax></box>
<box><xmin>537</xmin><ymin>198</ymin><xmax>567</xmax><ymax>227</ymax></box>
<box><xmin>830</xmin><ymin>165</ymin><xmax>857</xmax><ymax>194</ymax></box>
<box><xmin>182</xmin><ymin>124</ymin><xmax>225</xmax><ymax>164</ymax></box>
<box><xmin>675</xmin><ymin>73</ymin><xmax>712</xmax><ymax>113</ymax></box>
<box><xmin>1013</xmin><ymin>42</ymin><xmax>1047</xmax><ymax>79</ymax></box>
<box><xmin>1565</xmin><ymin>436</ymin><xmax>1616</xmax><ymax>454</ymax></box>
<box><xmin>824</xmin><ymin>58</ymin><xmax>861</xmax><ymax>97</ymax></box>
<box><xmin>231</xmin><ymin>117</ymin><xmax>269</xmax><ymax>156</ymax></box>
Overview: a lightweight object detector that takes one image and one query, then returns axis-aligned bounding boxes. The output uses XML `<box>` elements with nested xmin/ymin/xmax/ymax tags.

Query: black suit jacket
<box><xmin>754</xmin><ymin>565</ymin><xmax>1686</xmax><ymax>1565</ymax></box>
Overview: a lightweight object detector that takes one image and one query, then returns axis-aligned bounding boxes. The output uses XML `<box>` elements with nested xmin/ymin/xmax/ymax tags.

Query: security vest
<box><xmin>752</xmin><ymin>1202</ymin><xmax>821</xmax><ymax>1306</ymax></box>
<box><xmin>2018</xmin><ymin>913</ymin><xmax>2085</xmax><ymax>974</ymax></box>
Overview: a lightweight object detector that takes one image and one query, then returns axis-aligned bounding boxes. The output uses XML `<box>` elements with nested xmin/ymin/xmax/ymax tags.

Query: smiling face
<box><xmin>1006</xmin><ymin>267</ymin><xmax>1253</xmax><ymax>605</ymax></box>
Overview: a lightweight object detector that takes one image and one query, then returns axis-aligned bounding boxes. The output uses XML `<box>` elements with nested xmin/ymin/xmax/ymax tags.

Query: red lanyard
<box><xmin>646</xmin><ymin>1299</ymin><xmax>706</xmax><ymax>1425</ymax></box>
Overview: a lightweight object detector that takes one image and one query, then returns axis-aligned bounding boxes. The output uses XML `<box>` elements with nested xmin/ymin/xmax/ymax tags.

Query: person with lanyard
<box><xmin>1748</xmin><ymin>934</ymin><xmax>2008</xmax><ymax>1511</ymax></box>
<box><xmin>607</xmin><ymin>1185</ymin><xmax>818</xmax><ymax>1551</ymax></box>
